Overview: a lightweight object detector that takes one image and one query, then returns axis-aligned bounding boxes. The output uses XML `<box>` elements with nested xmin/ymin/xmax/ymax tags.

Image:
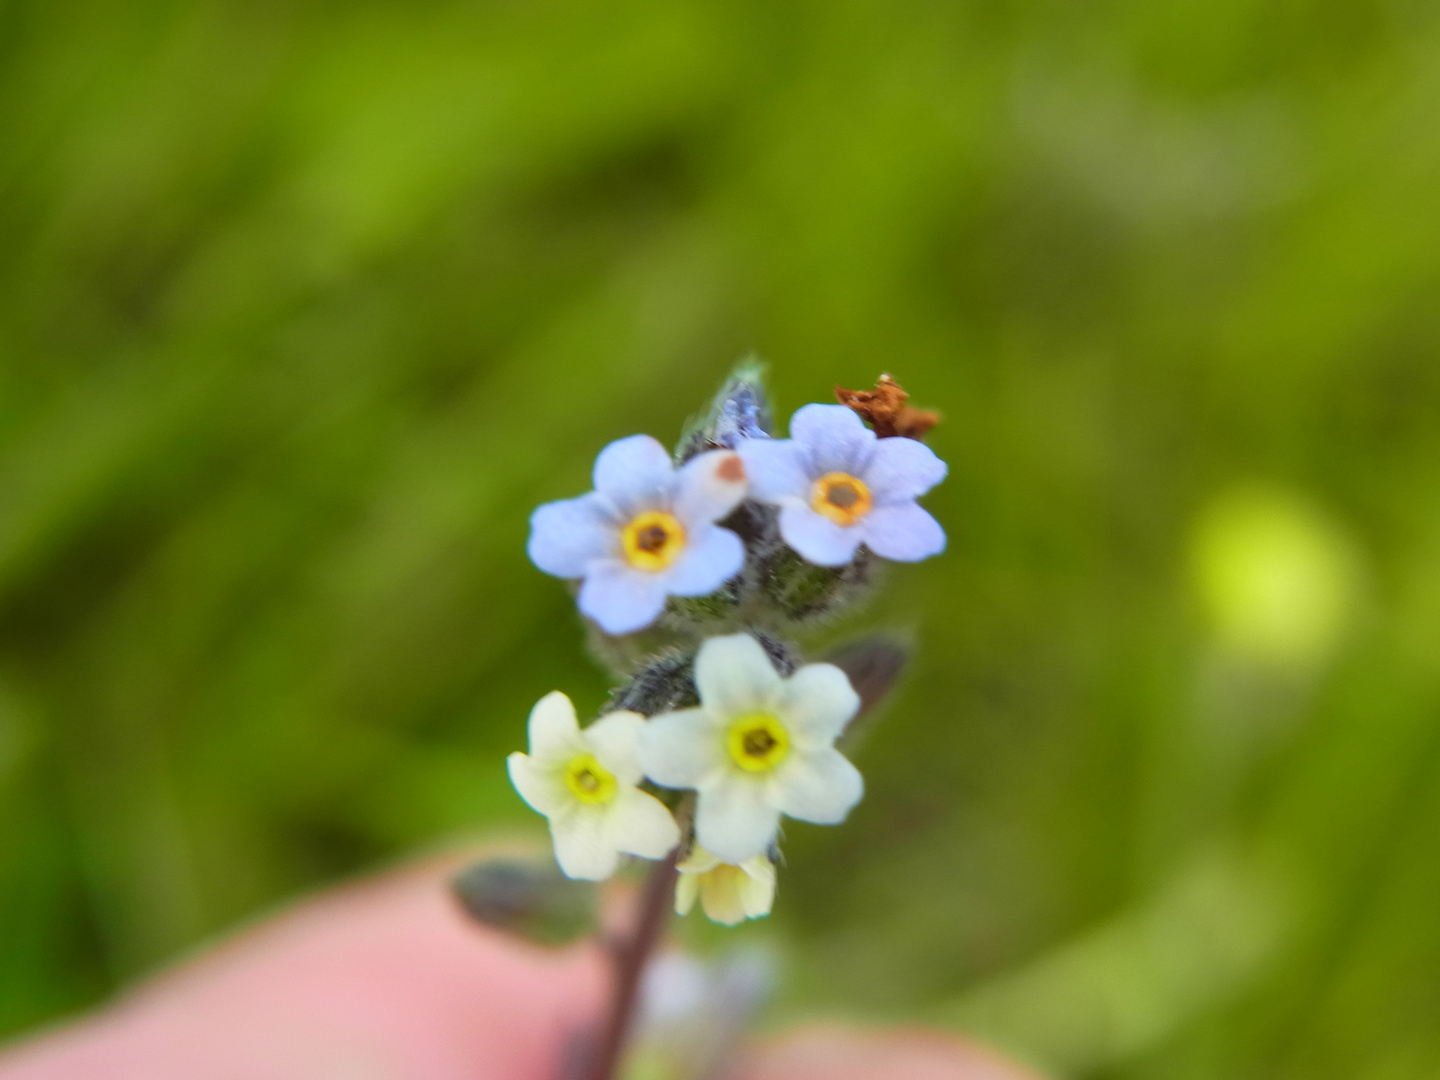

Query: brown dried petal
<box><xmin>835</xmin><ymin>374</ymin><xmax>938</xmax><ymax>440</ymax></box>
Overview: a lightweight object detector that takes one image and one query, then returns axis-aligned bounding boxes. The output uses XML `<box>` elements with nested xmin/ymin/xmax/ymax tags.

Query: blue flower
<box><xmin>528</xmin><ymin>435</ymin><xmax>749</xmax><ymax>635</ymax></box>
<box><xmin>736</xmin><ymin>404</ymin><xmax>946</xmax><ymax>567</ymax></box>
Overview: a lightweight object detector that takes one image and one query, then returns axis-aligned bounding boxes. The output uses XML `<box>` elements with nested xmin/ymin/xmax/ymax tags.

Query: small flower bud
<box><xmin>675</xmin><ymin>358</ymin><xmax>774</xmax><ymax>463</ymax></box>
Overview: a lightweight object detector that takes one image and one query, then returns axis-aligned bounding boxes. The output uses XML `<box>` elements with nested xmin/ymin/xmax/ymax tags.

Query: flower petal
<box><xmin>609</xmin><ymin>787</ymin><xmax>681</xmax><ymax>859</ymax></box>
<box><xmin>638</xmin><ymin>708</ymin><xmax>724</xmax><ymax>789</ymax></box>
<box><xmin>777</xmin><ymin>503</ymin><xmax>864</xmax><ymax>567</ymax></box>
<box><xmin>527</xmin><ymin>691</ymin><xmax>583</xmax><ymax>762</ymax></box>
<box><xmin>862</xmin><ymin>436</ymin><xmax>947</xmax><ymax>503</ymax></box>
<box><xmin>772</xmin><ymin>748</ymin><xmax>864</xmax><ymax>825</ymax></box>
<box><xmin>739</xmin><ymin>856</ymin><xmax>777</xmax><ymax>918</ymax></box>
<box><xmin>507</xmin><ymin>753</ymin><xmax>567</xmax><ymax>816</ymax></box>
<box><xmin>662</xmin><ymin>525</ymin><xmax>743</xmax><ymax>597</ymax></box>
<box><xmin>578</xmin><ymin>559</ymin><xmax>669</xmax><ymax>635</ymax></box>
<box><xmin>694</xmin><ymin>633</ymin><xmax>784</xmax><ymax>717</ymax></box>
<box><xmin>859</xmin><ymin>502</ymin><xmax>946</xmax><ymax>562</ymax></box>
<box><xmin>741</xmin><ymin>854</ymin><xmax>777</xmax><ymax>887</ymax></box>
<box><xmin>673</xmin><ymin>449</ymin><xmax>748</xmax><ymax>525</ymax></box>
<box><xmin>695</xmin><ymin>774</ymin><xmax>781</xmax><ymax>863</ymax></box>
<box><xmin>550</xmin><ymin>807</ymin><xmax>619</xmax><ymax>881</ymax></box>
<box><xmin>790</xmin><ymin>403</ymin><xmax>874</xmax><ymax>475</ymax></box>
<box><xmin>675</xmin><ymin>871</ymin><xmax>700</xmax><ymax>916</ymax></box>
<box><xmin>736</xmin><ymin>438</ymin><xmax>810</xmax><ymax>503</ymax></box>
<box><xmin>677</xmin><ymin>846</ymin><xmax>722</xmax><ymax>875</ymax></box>
<box><xmin>775</xmin><ymin>663</ymin><xmax>860</xmax><ymax>747</ymax></box>
<box><xmin>700</xmin><ymin>867</ymin><xmax>749</xmax><ymax>925</ymax></box>
<box><xmin>527</xmin><ymin>494</ymin><xmax>618</xmax><ymax>579</ymax></box>
<box><xmin>583</xmin><ymin>710</ymin><xmax>645</xmax><ymax>785</ymax></box>
<box><xmin>592</xmin><ymin>435</ymin><xmax>675</xmax><ymax>515</ymax></box>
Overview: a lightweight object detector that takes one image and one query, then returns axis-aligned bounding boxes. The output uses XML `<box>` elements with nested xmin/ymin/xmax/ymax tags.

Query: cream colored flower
<box><xmin>638</xmin><ymin>633</ymin><xmax>863</xmax><ymax>863</ymax></box>
<box><xmin>508</xmin><ymin>691</ymin><xmax>680</xmax><ymax>881</ymax></box>
<box><xmin>675</xmin><ymin>846</ymin><xmax>775</xmax><ymax>925</ymax></box>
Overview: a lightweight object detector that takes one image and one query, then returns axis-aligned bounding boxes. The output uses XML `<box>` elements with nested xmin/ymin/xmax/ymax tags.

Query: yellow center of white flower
<box><xmin>811</xmin><ymin>472</ymin><xmax>873</xmax><ymax>527</ymax></box>
<box><xmin>563</xmin><ymin>753</ymin><xmax>618</xmax><ymax>804</ymax></box>
<box><xmin>726</xmin><ymin>712</ymin><xmax>790</xmax><ymax>772</ymax></box>
<box><xmin>621</xmin><ymin>510</ymin><xmax>687</xmax><ymax>571</ymax></box>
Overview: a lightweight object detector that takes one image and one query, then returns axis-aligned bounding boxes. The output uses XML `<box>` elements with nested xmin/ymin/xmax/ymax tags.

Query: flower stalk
<box><xmin>568</xmin><ymin>850</ymin><xmax>682</xmax><ymax>1080</ymax></box>
<box><xmin>495</xmin><ymin>365</ymin><xmax>945</xmax><ymax>1079</ymax></box>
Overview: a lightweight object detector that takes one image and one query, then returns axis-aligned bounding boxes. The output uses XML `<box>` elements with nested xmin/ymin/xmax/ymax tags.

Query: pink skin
<box><xmin>0</xmin><ymin>857</ymin><xmax>1039</xmax><ymax>1080</ymax></box>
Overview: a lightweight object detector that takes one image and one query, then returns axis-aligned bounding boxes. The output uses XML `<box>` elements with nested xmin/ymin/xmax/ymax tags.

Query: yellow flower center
<box><xmin>621</xmin><ymin>510</ymin><xmax>687</xmax><ymax>571</ymax></box>
<box><xmin>563</xmin><ymin>753</ymin><xmax>618</xmax><ymax>804</ymax></box>
<box><xmin>810</xmin><ymin>472</ymin><xmax>873</xmax><ymax>527</ymax></box>
<box><xmin>726</xmin><ymin>712</ymin><xmax>790</xmax><ymax>772</ymax></box>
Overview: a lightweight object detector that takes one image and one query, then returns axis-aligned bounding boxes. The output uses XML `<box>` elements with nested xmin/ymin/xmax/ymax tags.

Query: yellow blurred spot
<box><xmin>1190</xmin><ymin>486</ymin><xmax>1360</xmax><ymax>667</ymax></box>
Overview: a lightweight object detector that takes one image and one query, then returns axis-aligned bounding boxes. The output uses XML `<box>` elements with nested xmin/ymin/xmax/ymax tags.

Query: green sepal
<box><xmin>451</xmin><ymin>856</ymin><xmax>599</xmax><ymax>948</ymax></box>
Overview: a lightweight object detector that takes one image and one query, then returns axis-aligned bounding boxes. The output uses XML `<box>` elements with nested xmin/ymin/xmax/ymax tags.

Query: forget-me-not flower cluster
<box><xmin>508</xmin><ymin>367</ymin><xmax>947</xmax><ymax>925</ymax></box>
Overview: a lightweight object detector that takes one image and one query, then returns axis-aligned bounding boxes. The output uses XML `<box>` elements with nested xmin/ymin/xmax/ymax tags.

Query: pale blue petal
<box><xmin>695</xmin><ymin>774</ymin><xmax>781</xmax><ymax>863</ymax></box>
<box><xmin>736</xmin><ymin>438</ymin><xmax>810</xmax><ymax>503</ymax></box>
<box><xmin>694</xmin><ymin>633</ymin><xmax>783</xmax><ymax>716</ymax></box>
<box><xmin>859</xmin><ymin>502</ymin><xmax>946</xmax><ymax>562</ymax></box>
<box><xmin>789</xmin><ymin>404</ymin><xmax>875</xmax><ymax>475</ymax></box>
<box><xmin>550</xmin><ymin>807</ymin><xmax>619</xmax><ymax>880</ymax></box>
<box><xmin>592</xmin><ymin>435</ymin><xmax>675</xmax><ymax>514</ymax></box>
<box><xmin>638</xmin><ymin>708</ymin><xmax>725</xmax><ymax>789</ymax></box>
<box><xmin>609</xmin><ymin>788</ymin><xmax>681</xmax><ymax>860</ymax></box>
<box><xmin>772</xmin><ymin>748</ymin><xmax>864</xmax><ymax>825</ymax></box>
<box><xmin>862</xmin><ymin>436</ymin><xmax>947</xmax><ymax>503</ymax></box>
<box><xmin>777</xmin><ymin>502</ymin><xmax>864</xmax><ymax>567</ymax></box>
<box><xmin>527</xmin><ymin>494</ymin><xmax>618</xmax><ymax>578</ymax></box>
<box><xmin>775</xmin><ymin>663</ymin><xmax>860</xmax><ymax>747</ymax></box>
<box><xmin>673</xmin><ymin>449</ymin><xmax>748</xmax><ymax>526</ymax></box>
<box><xmin>577</xmin><ymin>559</ymin><xmax>669</xmax><ymax>635</ymax></box>
<box><xmin>662</xmin><ymin>525</ymin><xmax>744</xmax><ymax>597</ymax></box>
<box><xmin>583</xmin><ymin>710</ymin><xmax>645</xmax><ymax>785</ymax></box>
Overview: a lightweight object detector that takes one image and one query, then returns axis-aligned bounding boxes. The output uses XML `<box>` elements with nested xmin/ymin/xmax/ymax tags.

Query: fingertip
<box><xmin>0</xmin><ymin>850</ymin><xmax>610</xmax><ymax>1080</ymax></box>
<box><xmin>732</xmin><ymin>1024</ymin><xmax>1045</xmax><ymax>1080</ymax></box>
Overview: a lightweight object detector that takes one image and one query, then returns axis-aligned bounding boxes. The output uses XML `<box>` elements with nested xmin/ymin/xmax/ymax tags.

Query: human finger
<box><xmin>732</xmin><ymin>1025</ymin><xmax>1043</xmax><ymax>1080</ymax></box>
<box><xmin>0</xmin><ymin>853</ymin><xmax>607</xmax><ymax>1080</ymax></box>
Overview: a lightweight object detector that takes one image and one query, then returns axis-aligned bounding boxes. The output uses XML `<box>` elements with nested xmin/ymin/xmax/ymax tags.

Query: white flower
<box><xmin>507</xmin><ymin>691</ymin><xmax>680</xmax><ymax>881</ymax></box>
<box><xmin>637</xmin><ymin>634</ymin><xmax>863</xmax><ymax>863</ymax></box>
<box><xmin>675</xmin><ymin>846</ymin><xmax>776</xmax><ymax>926</ymax></box>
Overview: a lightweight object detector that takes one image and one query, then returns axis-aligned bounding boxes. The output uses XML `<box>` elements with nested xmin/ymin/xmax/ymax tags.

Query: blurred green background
<box><xmin>4</xmin><ymin>1</ymin><xmax>1440</xmax><ymax>1076</ymax></box>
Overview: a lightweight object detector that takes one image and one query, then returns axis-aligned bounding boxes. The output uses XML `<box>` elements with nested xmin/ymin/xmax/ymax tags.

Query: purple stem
<box><xmin>573</xmin><ymin>849</ymin><xmax>680</xmax><ymax>1080</ymax></box>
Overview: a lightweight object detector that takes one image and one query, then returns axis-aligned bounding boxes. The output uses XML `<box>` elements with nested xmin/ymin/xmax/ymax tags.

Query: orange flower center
<box><xmin>622</xmin><ymin>510</ymin><xmax>687</xmax><ymax>571</ymax></box>
<box><xmin>810</xmin><ymin>472</ymin><xmax>873</xmax><ymax>527</ymax></box>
